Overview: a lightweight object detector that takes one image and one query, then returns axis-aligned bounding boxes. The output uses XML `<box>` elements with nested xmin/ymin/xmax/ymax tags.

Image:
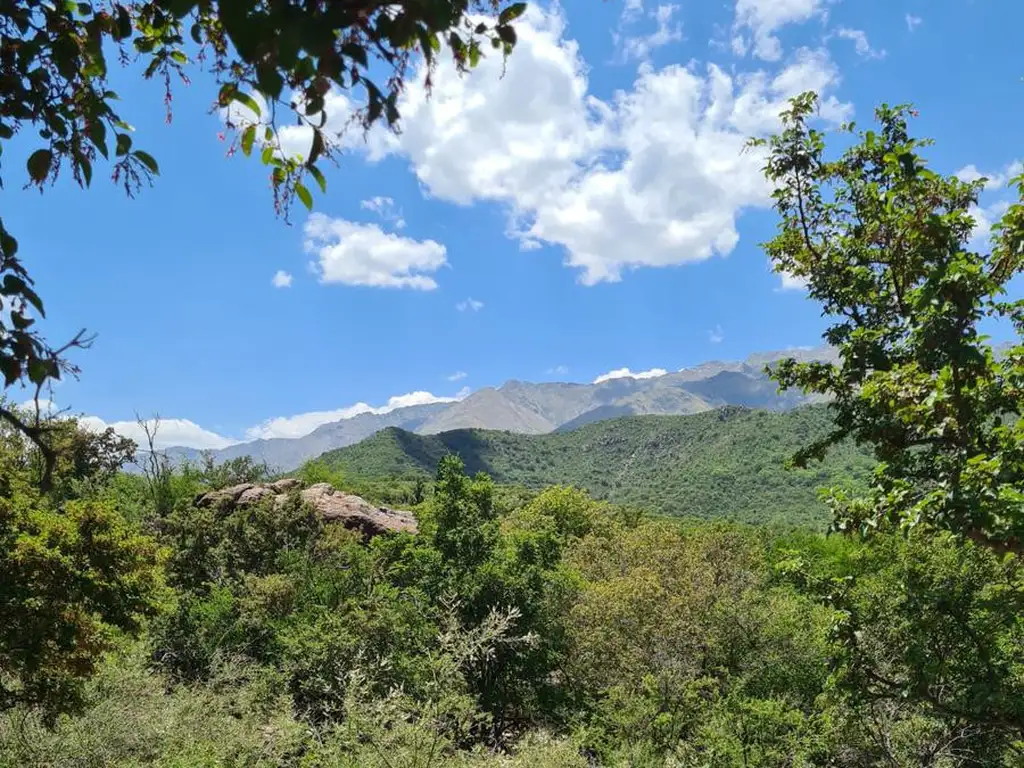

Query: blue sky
<box><xmin>2</xmin><ymin>0</ymin><xmax>1022</xmax><ymax>448</ymax></box>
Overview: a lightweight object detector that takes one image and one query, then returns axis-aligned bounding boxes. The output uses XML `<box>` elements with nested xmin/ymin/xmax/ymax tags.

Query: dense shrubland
<box><xmin>0</xmin><ymin>423</ymin><xmax>1021</xmax><ymax>766</ymax></box>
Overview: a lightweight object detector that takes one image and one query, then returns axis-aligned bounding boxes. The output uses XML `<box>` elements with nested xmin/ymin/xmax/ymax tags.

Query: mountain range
<box><xmin>316</xmin><ymin>404</ymin><xmax>872</xmax><ymax>528</ymax></box>
<box><xmin>160</xmin><ymin>346</ymin><xmax>837</xmax><ymax>472</ymax></box>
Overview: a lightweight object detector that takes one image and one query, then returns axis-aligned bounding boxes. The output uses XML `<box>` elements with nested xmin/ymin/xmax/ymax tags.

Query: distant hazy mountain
<box><xmin>158</xmin><ymin>346</ymin><xmax>835</xmax><ymax>471</ymax></box>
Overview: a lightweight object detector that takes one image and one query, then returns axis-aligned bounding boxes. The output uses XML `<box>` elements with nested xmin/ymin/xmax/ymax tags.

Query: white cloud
<box><xmin>836</xmin><ymin>28</ymin><xmax>886</xmax><ymax>59</ymax></box>
<box><xmin>548</xmin><ymin>365</ymin><xmax>570</xmax><ymax>376</ymax></box>
<box><xmin>968</xmin><ymin>201</ymin><xmax>1010</xmax><ymax>250</ymax></box>
<box><xmin>708</xmin><ymin>325</ymin><xmax>724</xmax><ymax>343</ymax></box>
<box><xmin>81</xmin><ymin>416</ymin><xmax>237</xmax><ymax>451</ymax></box>
<box><xmin>593</xmin><ymin>367</ymin><xmax>669</xmax><ymax>384</ymax></box>
<box><xmin>616</xmin><ymin>3</ymin><xmax>683</xmax><ymax>62</ymax></box>
<box><xmin>361</xmin><ymin>196</ymin><xmax>406</xmax><ymax>229</ymax></box>
<box><xmin>956</xmin><ymin>161</ymin><xmax>1023</xmax><ymax>191</ymax></box>
<box><xmin>456</xmin><ymin>297</ymin><xmax>484</xmax><ymax>312</ymax></box>
<box><xmin>271</xmin><ymin>270</ymin><xmax>293</xmax><ymax>288</ymax></box>
<box><xmin>732</xmin><ymin>0</ymin><xmax>826</xmax><ymax>61</ymax></box>
<box><xmin>304</xmin><ymin>213</ymin><xmax>447</xmax><ymax>290</ymax></box>
<box><xmin>905</xmin><ymin>13</ymin><xmax>922</xmax><ymax>31</ymax></box>
<box><xmin>341</xmin><ymin>7</ymin><xmax>850</xmax><ymax>285</ymax></box>
<box><xmin>777</xmin><ymin>270</ymin><xmax>810</xmax><ymax>291</ymax></box>
<box><xmin>447</xmin><ymin>371</ymin><xmax>468</xmax><ymax>381</ymax></box>
<box><xmin>244</xmin><ymin>390</ymin><xmax>467</xmax><ymax>440</ymax></box>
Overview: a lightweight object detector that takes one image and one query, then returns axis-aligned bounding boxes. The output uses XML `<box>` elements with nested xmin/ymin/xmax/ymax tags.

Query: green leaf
<box><xmin>241</xmin><ymin>124</ymin><xmax>256</xmax><ymax>157</ymax></box>
<box><xmin>261</xmin><ymin>145</ymin><xmax>274</xmax><ymax>164</ymax></box>
<box><xmin>295</xmin><ymin>182</ymin><xmax>313</xmax><ymax>211</ymax></box>
<box><xmin>499</xmin><ymin>2</ymin><xmax>527</xmax><ymax>24</ymax></box>
<box><xmin>308</xmin><ymin>165</ymin><xmax>327</xmax><ymax>194</ymax></box>
<box><xmin>468</xmin><ymin>41</ymin><xmax>481</xmax><ymax>68</ymax></box>
<box><xmin>87</xmin><ymin>121</ymin><xmax>107</xmax><ymax>158</ymax></box>
<box><xmin>26</xmin><ymin>149</ymin><xmax>52</xmax><ymax>183</ymax></box>
<box><xmin>497</xmin><ymin>25</ymin><xmax>517</xmax><ymax>45</ymax></box>
<box><xmin>190</xmin><ymin>22</ymin><xmax>202</xmax><ymax>44</ymax></box>
<box><xmin>232</xmin><ymin>91</ymin><xmax>262</xmax><ymax>118</ymax></box>
<box><xmin>79</xmin><ymin>155</ymin><xmax>92</xmax><ymax>186</ymax></box>
<box><xmin>133</xmin><ymin>150</ymin><xmax>159</xmax><ymax>175</ymax></box>
<box><xmin>115</xmin><ymin>133</ymin><xmax>132</xmax><ymax>156</ymax></box>
<box><xmin>0</xmin><ymin>124</ymin><xmax>12</xmax><ymax>140</ymax></box>
<box><xmin>116</xmin><ymin>5</ymin><xmax>132</xmax><ymax>39</ymax></box>
<box><xmin>308</xmin><ymin>129</ymin><xmax>324</xmax><ymax>165</ymax></box>
<box><xmin>341</xmin><ymin>42</ymin><xmax>369</xmax><ymax>68</ymax></box>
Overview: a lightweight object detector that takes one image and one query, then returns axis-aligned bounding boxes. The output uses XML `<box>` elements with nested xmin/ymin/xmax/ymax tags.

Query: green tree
<box><xmin>755</xmin><ymin>92</ymin><xmax>1024</xmax><ymax>553</ymax></box>
<box><xmin>757</xmin><ymin>94</ymin><xmax>1024</xmax><ymax>752</ymax></box>
<box><xmin>0</xmin><ymin>0</ymin><xmax>528</xmax><ymax>469</ymax></box>
<box><xmin>0</xmin><ymin>418</ymin><xmax>163</xmax><ymax>722</ymax></box>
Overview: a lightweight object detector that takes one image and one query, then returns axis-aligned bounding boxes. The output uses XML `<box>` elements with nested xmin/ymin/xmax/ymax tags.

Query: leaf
<box><xmin>133</xmin><ymin>150</ymin><xmax>159</xmax><ymax>175</ymax></box>
<box><xmin>0</xmin><ymin>124</ymin><xmax>12</xmax><ymax>140</ymax></box>
<box><xmin>499</xmin><ymin>2</ymin><xmax>527</xmax><ymax>24</ymax></box>
<box><xmin>232</xmin><ymin>91</ymin><xmax>262</xmax><ymax>119</ymax></box>
<box><xmin>261</xmin><ymin>145</ymin><xmax>274</xmax><ymax>164</ymax></box>
<box><xmin>115</xmin><ymin>132</ymin><xmax>132</xmax><ymax>156</ymax></box>
<box><xmin>241</xmin><ymin>124</ymin><xmax>256</xmax><ymax>157</ymax></box>
<box><xmin>308</xmin><ymin>129</ymin><xmax>324</xmax><ymax>165</ymax></box>
<box><xmin>295</xmin><ymin>182</ymin><xmax>313</xmax><ymax>211</ymax></box>
<box><xmin>341</xmin><ymin>42</ymin><xmax>369</xmax><ymax>68</ymax></box>
<box><xmin>26</xmin><ymin>150</ymin><xmax>52</xmax><ymax>183</ymax></box>
<box><xmin>190</xmin><ymin>22</ymin><xmax>202</xmax><ymax>44</ymax></box>
<box><xmin>308</xmin><ymin>164</ymin><xmax>326</xmax><ymax>194</ymax></box>
<box><xmin>79</xmin><ymin>155</ymin><xmax>92</xmax><ymax>186</ymax></box>
<box><xmin>116</xmin><ymin>5</ymin><xmax>132</xmax><ymax>39</ymax></box>
<box><xmin>87</xmin><ymin>121</ymin><xmax>107</xmax><ymax>158</ymax></box>
<box><xmin>497</xmin><ymin>25</ymin><xmax>517</xmax><ymax>45</ymax></box>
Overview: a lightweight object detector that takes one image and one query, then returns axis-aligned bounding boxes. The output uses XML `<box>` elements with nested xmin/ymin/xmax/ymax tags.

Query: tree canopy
<box><xmin>755</xmin><ymin>92</ymin><xmax>1024</xmax><ymax>554</ymax></box>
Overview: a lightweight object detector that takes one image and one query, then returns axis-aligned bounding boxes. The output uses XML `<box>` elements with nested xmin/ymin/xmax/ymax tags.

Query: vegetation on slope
<box><xmin>314</xmin><ymin>405</ymin><xmax>875</xmax><ymax>528</ymax></box>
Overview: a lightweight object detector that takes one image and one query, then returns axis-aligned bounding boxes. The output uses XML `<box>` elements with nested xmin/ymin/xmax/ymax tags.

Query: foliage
<box><xmin>0</xmin><ymin>0</ymin><xmax>529</xmax><ymax>475</ymax></box>
<box><xmin>756</xmin><ymin>92</ymin><xmax>1024</xmax><ymax>553</ymax></box>
<box><xmin>316</xmin><ymin>405</ymin><xmax>875</xmax><ymax>528</ymax></box>
<box><xmin>0</xmin><ymin>418</ymin><xmax>163</xmax><ymax>723</ymax></box>
<box><xmin>756</xmin><ymin>92</ymin><xmax>1024</xmax><ymax>751</ymax></box>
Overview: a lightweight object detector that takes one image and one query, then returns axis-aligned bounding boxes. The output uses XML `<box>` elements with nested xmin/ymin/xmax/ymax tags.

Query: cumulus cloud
<box><xmin>334</xmin><ymin>7</ymin><xmax>850</xmax><ymax>285</ymax></box>
<box><xmin>956</xmin><ymin>161</ymin><xmax>1023</xmax><ymax>191</ymax></box>
<box><xmin>777</xmin><ymin>270</ymin><xmax>809</xmax><ymax>291</ymax></box>
<box><xmin>272</xmin><ymin>270</ymin><xmax>293</xmax><ymax>288</ymax></box>
<box><xmin>304</xmin><ymin>213</ymin><xmax>448</xmax><ymax>290</ymax></box>
<box><xmin>836</xmin><ymin>28</ymin><xmax>886</xmax><ymax>60</ymax></box>
<box><xmin>968</xmin><ymin>201</ymin><xmax>1011</xmax><ymax>250</ymax></box>
<box><xmin>447</xmin><ymin>371</ymin><xmax>468</xmax><ymax>381</ymax></box>
<box><xmin>708</xmin><ymin>325</ymin><xmax>725</xmax><ymax>343</ymax></box>
<box><xmin>905</xmin><ymin>14</ymin><xmax>922</xmax><ymax>31</ymax></box>
<box><xmin>80</xmin><ymin>416</ymin><xmax>237</xmax><ymax>451</ymax></box>
<box><xmin>244</xmin><ymin>390</ymin><xmax>467</xmax><ymax>440</ymax></box>
<box><xmin>593</xmin><ymin>367</ymin><xmax>669</xmax><ymax>384</ymax></box>
<box><xmin>456</xmin><ymin>297</ymin><xmax>484</xmax><ymax>312</ymax></box>
<box><xmin>361</xmin><ymin>196</ymin><xmax>407</xmax><ymax>229</ymax></box>
<box><xmin>731</xmin><ymin>0</ymin><xmax>826</xmax><ymax>61</ymax></box>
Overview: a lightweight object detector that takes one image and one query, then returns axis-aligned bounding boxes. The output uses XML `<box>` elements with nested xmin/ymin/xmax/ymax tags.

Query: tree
<box><xmin>756</xmin><ymin>94</ymin><xmax>1024</xmax><ymax>750</ymax></box>
<box><xmin>0</xmin><ymin>0</ymin><xmax>528</xmax><ymax>473</ymax></box>
<box><xmin>0</xmin><ymin>416</ymin><xmax>163</xmax><ymax>722</ymax></box>
<box><xmin>754</xmin><ymin>92</ymin><xmax>1024</xmax><ymax>554</ymax></box>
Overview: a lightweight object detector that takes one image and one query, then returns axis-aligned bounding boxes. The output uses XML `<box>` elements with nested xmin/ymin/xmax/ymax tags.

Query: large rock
<box><xmin>195</xmin><ymin>481</ymin><xmax>417</xmax><ymax>537</ymax></box>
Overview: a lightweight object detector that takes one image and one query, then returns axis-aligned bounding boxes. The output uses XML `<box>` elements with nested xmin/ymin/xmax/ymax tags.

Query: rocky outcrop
<box><xmin>196</xmin><ymin>480</ymin><xmax>417</xmax><ymax>537</ymax></box>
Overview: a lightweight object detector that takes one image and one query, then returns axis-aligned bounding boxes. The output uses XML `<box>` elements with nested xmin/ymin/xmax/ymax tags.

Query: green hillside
<box><xmin>316</xmin><ymin>405</ymin><xmax>874</xmax><ymax>528</ymax></box>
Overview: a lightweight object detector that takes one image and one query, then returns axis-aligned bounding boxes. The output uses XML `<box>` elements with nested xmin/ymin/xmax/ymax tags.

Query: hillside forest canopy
<box><xmin>0</xmin><ymin>3</ymin><xmax>1024</xmax><ymax>767</ymax></box>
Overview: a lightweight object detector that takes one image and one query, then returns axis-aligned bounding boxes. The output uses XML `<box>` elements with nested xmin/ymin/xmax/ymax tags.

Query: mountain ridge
<box><xmin>159</xmin><ymin>346</ymin><xmax>837</xmax><ymax>472</ymax></box>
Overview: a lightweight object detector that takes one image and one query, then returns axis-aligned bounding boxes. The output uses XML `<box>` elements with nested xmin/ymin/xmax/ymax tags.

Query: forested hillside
<box><xmin>315</xmin><ymin>405</ymin><xmax>874</xmax><ymax>527</ymax></box>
